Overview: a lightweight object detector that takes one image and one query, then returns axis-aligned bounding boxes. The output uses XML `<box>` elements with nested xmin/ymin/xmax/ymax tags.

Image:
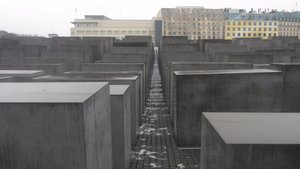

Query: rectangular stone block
<box><xmin>173</xmin><ymin>69</ymin><xmax>283</xmax><ymax>147</ymax></box>
<box><xmin>0</xmin><ymin>64</ymin><xmax>65</xmax><ymax>75</ymax></box>
<box><xmin>0</xmin><ymin>70</ymin><xmax>45</xmax><ymax>82</ymax></box>
<box><xmin>63</xmin><ymin>71</ymin><xmax>145</xmax><ymax>118</ymax></box>
<box><xmin>0</xmin><ymin>76</ymin><xmax>14</xmax><ymax>82</ymax></box>
<box><xmin>201</xmin><ymin>113</ymin><xmax>300</xmax><ymax>169</ymax></box>
<box><xmin>0</xmin><ymin>82</ymin><xmax>113</xmax><ymax>169</ymax></box>
<box><xmin>169</xmin><ymin>62</ymin><xmax>253</xmax><ymax>116</ymax></box>
<box><xmin>33</xmin><ymin>75</ymin><xmax>140</xmax><ymax>146</ymax></box>
<box><xmin>110</xmin><ymin>85</ymin><xmax>131</xmax><ymax>169</ymax></box>
<box><xmin>271</xmin><ymin>63</ymin><xmax>300</xmax><ymax>111</ymax></box>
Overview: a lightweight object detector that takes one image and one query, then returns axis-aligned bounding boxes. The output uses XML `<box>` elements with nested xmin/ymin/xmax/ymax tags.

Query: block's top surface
<box><xmin>0</xmin><ymin>70</ymin><xmax>44</xmax><ymax>77</ymax></box>
<box><xmin>174</xmin><ymin>69</ymin><xmax>281</xmax><ymax>75</ymax></box>
<box><xmin>64</xmin><ymin>71</ymin><xmax>142</xmax><ymax>75</ymax></box>
<box><xmin>171</xmin><ymin>62</ymin><xmax>250</xmax><ymax>65</ymax></box>
<box><xmin>34</xmin><ymin>75</ymin><xmax>138</xmax><ymax>81</ymax></box>
<box><xmin>204</xmin><ymin>112</ymin><xmax>300</xmax><ymax>144</ymax></box>
<box><xmin>85</xmin><ymin>63</ymin><xmax>145</xmax><ymax>66</ymax></box>
<box><xmin>272</xmin><ymin>63</ymin><xmax>300</xmax><ymax>66</ymax></box>
<box><xmin>0</xmin><ymin>76</ymin><xmax>13</xmax><ymax>79</ymax></box>
<box><xmin>110</xmin><ymin>85</ymin><xmax>130</xmax><ymax>95</ymax></box>
<box><xmin>0</xmin><ymin>82</ymin><xmax>108</xmax><ymax>103</ymax></box>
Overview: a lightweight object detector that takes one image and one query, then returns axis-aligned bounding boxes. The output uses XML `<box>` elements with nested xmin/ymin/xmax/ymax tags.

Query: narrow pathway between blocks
<box><xmin>130</xmin><ymin>56</ymin><xmax>200</xmax><ymax>169</ymax></box>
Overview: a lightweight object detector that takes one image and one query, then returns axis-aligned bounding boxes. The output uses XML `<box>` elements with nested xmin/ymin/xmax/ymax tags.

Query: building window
<box><xmin>269</xmin><ymin>28</ymin><xmax>272</xmax><ymax>31</ymax></box>
<box><xmin>227</xmin><ymin>27</ymin><xmax>230</xmax><ymax>31</ymax></box>
<box><xmin>253</xmin><ymin>33</ymin><xmax>256</xmax><ymax>36</ymax></box>
<box><xmin>248</xmin><ymin>33</ymin><xmax>251</xmax><ymax>36</ymax></box>
<box><xmin>259</xmin><ymin>28</ymin><xmax>261</xmax><ymax>31</ymax></box>
<box><xmin>274</xmin><ymin>28</ymin><xmax>277</xmax><ymax>31</ymax></box>
<box><xmin>254</xmin><ymin>28</ymin><xmax>256</xmax><ymax>31</ymax></box>
<box><xmin>233</xmin><ymin>21</ymin><xmax>236</xmax><ymax>25</ymax></box>
<box><xmin>264</xmin><ymin>22</ymin><xmax>267</xmax><ymax>26</ymax></box>
<box><xmin>254</xmin><ymin>22</ymin><xmax>257</xmax><ymax>26</ymax></box>
<box><xmin>259</xmin><ymin>22</ymin><xmax>262</xmax><ymax>26</ymax></box>
<box><xmin>233</xmin><ymin>27</ymin><xmax>236</xmax><ymax>31</ymax></box>
<box><xmin>274</xmin><ymin>33</ymin><xmax>277</xmax><ymax>36</ymax></box>
<box><xmin>264</xmin><ymin>28</ymin><xmax>267</xmax><ymax>31</ymax></box>
<box><xmin>238</xmin><ymin>27</ymin><xmax>241</xmax><ymax>31</ymax></box>
<box><xmin>269</xmin><ymin>33</ymin><xmax>272</xmax><ymax>37</ymax></box>
<box><xmin>243</xmin><ymin>28</ymin><xmax>246</xmax><ymax>31</ymax></box>
<box><xmin>227</xmin><ymin>21</ymin><xmax>231</xmax><ymax>25</ymax></box>
<box><xmin>232</xmin><ymin>33</ymin><xmax>235</xmax><ymax>36</ymax></box>
<box><xmin>243</xmin><ymin>33</ymin><xmax>246</xmax><ymax>36</ymax></box>
<box><xmin>243</xmin><ymin>22</ymin><xmax>246</xmax><ymax>25</ymax></box>
<box><xmin>263</xmin><ymin>33</ymin><xmax>266</xmax><ymax>37</ymax></box>
<box><xmin>269</xmin><ymin>22</ymin><xmax>272</xmax><ymax>26</ymax></box>
<box><xmin>258</xmin><ymin>33</ymin><xmax>262</xmax><ymax>36</ymax></box>
<box><xmin>248</xmin><ymin>28</ymin><xmax>251</xmax><ymax>31</ymax></box>
<box><xmin>238</xmin><ymin>33</ymin><xmax>240</xmax><ymax>36</ymax></box>
<box><xmin>227</xmin><ymin>33</ymin><xmax>230</xmax><ymax>36</ymax></box>
<box><xmin>135</xmin><ymin>31</ymin><xmax>140</xmax><ymax>34</ymax></box>
<box><xmin>249</xmin><ymin>22</ymin><xmax>252</xmax><ymax>26</ymax></box>
<box><xmin>238</xmin><ymin>21</ymin><xmax>241</xmax><ymax>25</ymax></box>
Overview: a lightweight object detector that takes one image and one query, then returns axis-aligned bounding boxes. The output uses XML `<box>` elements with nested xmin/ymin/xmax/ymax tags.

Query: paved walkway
<box><xmin>130</xmin><ymin>57</ymin><xmax>200</xmax><ymax>169</ymax></box>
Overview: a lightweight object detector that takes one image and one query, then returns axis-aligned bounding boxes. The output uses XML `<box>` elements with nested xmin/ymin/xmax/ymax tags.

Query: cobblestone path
<box><xmin>130</xmin><ymin>57</ymin><xmax>200</xmax><ymax>169</ymax></box>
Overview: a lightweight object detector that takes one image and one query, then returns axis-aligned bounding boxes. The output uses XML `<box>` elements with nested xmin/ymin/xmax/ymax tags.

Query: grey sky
<box><xmin>0</xmin><ymin>0</ymin><xmax>299</xmax><ymax>37</ymax></box>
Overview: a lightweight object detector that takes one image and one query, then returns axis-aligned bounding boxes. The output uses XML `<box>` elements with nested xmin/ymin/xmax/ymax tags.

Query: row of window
<box><xmin>228</xmin><ymin>21</ymin><xmax>277</xmax><ymax>26</ymax></box>
<box><xmin>165</xmin><ymin>31</ymin><xmax>222</xmax><ymax>36</ymax></box>
<box><xmin>75</xmin><ymin>30</ymin><xmax>148</xmax><ymax>34</ymax></box>
<box><xmin>227</xmin><ymin>32</ymin><xmax>277</xmax><ymax>37</ymax></box>
<box><xmin>227</xmin><ymin>27</ymin><xmax>277</xmax><ymax>31</ymax></box>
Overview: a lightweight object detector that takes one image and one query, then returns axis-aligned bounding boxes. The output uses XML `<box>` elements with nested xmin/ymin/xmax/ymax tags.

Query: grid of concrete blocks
<box><xmin>0</xmin><ymin>35</ymin><xmax>300</xmax><ymax>169</ymax></box>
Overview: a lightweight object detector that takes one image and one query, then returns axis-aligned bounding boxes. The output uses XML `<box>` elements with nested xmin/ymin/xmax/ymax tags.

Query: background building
<box><xmin>71</xmin><ymin>15</ymin><xmax>154</xmax><ymax>39</ymax></box>
<box><xmin>157</xmin><ymin>7</ymin><xmax>225</xmax><ymax>40</ymax></box>
<box><xmin>225</xmin><ymin>12</ymin><xmax>278</xmax><ymax>40</ymax></box>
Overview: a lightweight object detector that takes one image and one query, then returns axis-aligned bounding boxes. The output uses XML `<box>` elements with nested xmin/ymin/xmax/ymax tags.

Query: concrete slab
<box><xmin>271</xmin><ymin>63</ymin><xmax>300</xmax><ymax>111</ymax></box>
<box><xmin>0</xmin><ymin>82</ymin><xmax>113</xmax><ymax>169</ymax></box>
<box><xmin>173</xmin><ymin>69</ymin><xmax>283</xmax><ymax>147</ymax></box>
<box><xmin>0</xmin><ymin>76</ymin><xmax>14</xmax><ymax>82</ymax></box>
<box><xmin>0</xmin><ymin>70</ymin><xmax>45</xmax><ymax>82</ymax></box>
<box><xmin>110</xmin><ymin>85</ymin><xmax>131</xmax><ymax>169</ymax></box>
<box><xmin>64</xmin><ymin>71</ymin><xmax>145</xmax><ymax>116</ymax></box>
<box><xmin>33</xmin><ymin>75</ymin><xmax>140</xmax><ymax>146</ymax></box>
<box><xmin>201</xmin><ymin>112</ymin><xmax>300</xmax><ymax>169</ymax></box>
<box><xmin>0</xmin><ymin>64</ymin><xmax>65</xmax><ymax>75</ymax></box>
<box><xmin>168</xmin><ymin>62</ymin><xmax>253</xmax><ymax>115</ymax></box>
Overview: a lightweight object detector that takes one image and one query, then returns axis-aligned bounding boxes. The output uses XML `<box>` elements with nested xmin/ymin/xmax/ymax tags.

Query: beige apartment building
<box><xmin>157</xmin><ymin>7</ymin><xmax>225</xmax><ymax>40</ymax></box>
<box><xmin>71</xmin><ymin>15</ymin><xmax>154</xmax><ymax>39</ymax></box>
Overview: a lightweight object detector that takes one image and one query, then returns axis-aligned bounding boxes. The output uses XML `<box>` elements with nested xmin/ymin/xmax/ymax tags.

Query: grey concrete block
<box><xmin>173</xmin><ymin>69</ymin><xmax>283</xmax><ymax>147</ymax></box>
<box><xmin>169</xmin><ymin>62</ymin><xmax>253</xmax><ymax>119</ymax></box>
<box><xmin>33</xmin><ymin>76</ymin><xmax>140</xmax><ymax>146</ymax></box>
<box><xmin>201</xmin><ymin>113</ymin><xmax>300</xmax><ymax>169</ymax></box>
<box><xmin>270</xmin><ymin>63</ymin><xmax>300</xmax><ymax>111</ymax></box>
<box><xmin>0</xmin><ymin>82</ymin><xmax>113</xmax><ymax>169</ymax></box>
<box><xmin>110</xmin><ymin>85</ymin><xmax>131</xmax><ymax>169</ymax></box>
<box><xmin>0</xmin><ymin>64</ymin><xmax>65</xmax><ymax>75</ymax></box>
<box><xmin>63</xmin><ymin>71</ymin><xmax>145</xmax><ymax>116</ymax></box>
<box><xmin>0</xmin><ymin>76</ymin><xmax>14</xmax><ymax>82</ymax></box>
<box><xmin>0</xmin><ymin>70</ymin><xmax>45</xmax><ymax>82</ymax></box>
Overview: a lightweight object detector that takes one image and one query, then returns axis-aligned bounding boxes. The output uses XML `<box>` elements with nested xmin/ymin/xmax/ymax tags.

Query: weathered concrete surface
<box><xmin>0</xmin><ymin>64</ymin><xmax>64</xmax><ymax>75</ymax></box>
<box><xmin>82</xmin><ymin>63</ymin><xmax>148</xmax><ymax>104</ymax></box>
<box><xmin>0</xmin><ymin>82</ymin><xmax>113</xmax><ymax>169</ymax></box>
<box><xmin>174</xmin><ymin>69</ymin><xmax>283</xmax><ymax>147</ymax></box>
<box><xmin>33</xmin><ymin>75</ymin><xmax>140</xmax><ymax>146</ymax></box>
<box><xmin>271</xmin><ymin>63</ymin><xmax>300</xmax><ymax>111</ymax></box>
<box><xmin>110</xmin><ymin>85</ymin><xmax>131</xmax><ymax>169</ymax></box>
<box><xmin>0</xmin><ymin>76</ymin><xmax>14</xmax><ymax>82</ymax></box>
<box><xmin>63</xmin><ymin>71</ymin><xmax>145</xmax><ymax>117</ymax></box>
<box><xmin>169</xmin><ymin>62</ymin><xmax>254</xmax><ymax>119</ymax></box>
<box><xmin>0</xmin><ymin>57</ymin><xmax>83</xmax><ymax>71</ymax></box>
<box><xmin>201</xmin><ymin>113</ymin><xmax>300</xmax><ymax>169</ymax></box>
<box><xmin>0</xmin><ymin>70</ymin><xmax>45</xmax><ymax>82</ymax></box>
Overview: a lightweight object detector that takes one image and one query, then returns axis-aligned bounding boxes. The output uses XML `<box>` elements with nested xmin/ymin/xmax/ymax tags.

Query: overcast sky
<box><xmin>0</xmin><ymin>0</ymin><xmax>299</xmax><ymax>37</ymax></box>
